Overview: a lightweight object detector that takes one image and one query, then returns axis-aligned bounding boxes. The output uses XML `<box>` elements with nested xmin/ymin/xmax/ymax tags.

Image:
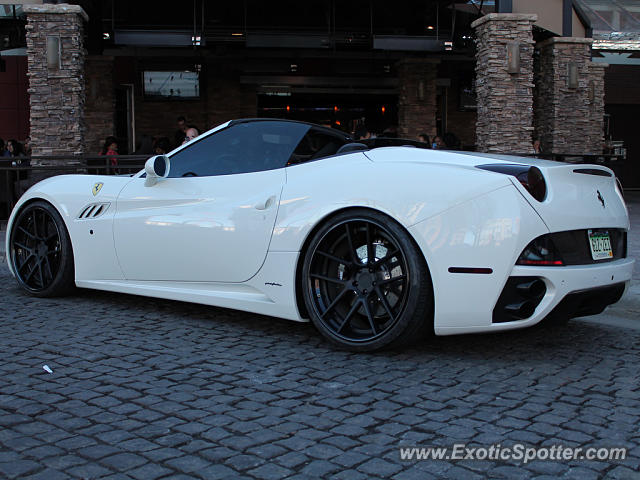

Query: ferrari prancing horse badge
<box><xmin>92</xmin><ymin>182</ymin><xmax>104</xmax><ymax>196</ymax></box>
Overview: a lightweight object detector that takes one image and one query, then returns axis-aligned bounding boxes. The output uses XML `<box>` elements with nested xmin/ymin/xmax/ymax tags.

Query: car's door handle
<box><xmin>254</xmin><ymin>195</ymin><xmax>276</xmax><ymax>211</ymax></box>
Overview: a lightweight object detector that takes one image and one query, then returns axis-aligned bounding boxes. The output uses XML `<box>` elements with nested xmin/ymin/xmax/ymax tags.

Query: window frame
<box><xmin>165</xmin><ymin>119</ymin><xmax>318</xmax><ymax>178</ymax></box>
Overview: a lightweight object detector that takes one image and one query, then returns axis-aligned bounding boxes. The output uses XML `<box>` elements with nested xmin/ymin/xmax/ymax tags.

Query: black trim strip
<box><xmin>448</xmin><ymin>267</ymin><xmax>493</xmax><ymax>274</ymax></box>
<box><xmin>573</xmin><ymin>168</ymin><xmax>612</xmax><ymax>177</ymax></box>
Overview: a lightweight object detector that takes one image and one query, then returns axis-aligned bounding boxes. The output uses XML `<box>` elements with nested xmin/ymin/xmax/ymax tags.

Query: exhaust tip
<box><xmin>516</xmin><ymin>279</ymin><xmax>546</xmax><ymax>299</ymax></box>
<box><xmin>504</xmin><ymin>300</ymin><xmax>536</xmax><ymax>320</ymax></box>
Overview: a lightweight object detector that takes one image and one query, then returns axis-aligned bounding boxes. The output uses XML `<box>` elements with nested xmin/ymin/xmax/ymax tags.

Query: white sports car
<box><xmin>6</xmin><ymin>119</ymin><xmax>634</xmax><ymax>351</ymax></box>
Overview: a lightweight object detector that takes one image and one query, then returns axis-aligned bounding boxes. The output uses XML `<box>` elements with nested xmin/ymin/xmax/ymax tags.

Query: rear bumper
<box><xmin>546</xmin><ymin>282</ymin><xmax>626</xmax><ymax>320</ymax></box>
<box><xmin>435</xmin><ymin>257</ymin><xmax>634</xmax><ymax>335</ymax></box>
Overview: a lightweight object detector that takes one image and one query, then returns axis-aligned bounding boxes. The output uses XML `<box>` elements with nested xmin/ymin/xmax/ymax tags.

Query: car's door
<box><xmin>112</xmin><ymin>120</ymin><xmax>311</xmax><ymax>282</ymax></box>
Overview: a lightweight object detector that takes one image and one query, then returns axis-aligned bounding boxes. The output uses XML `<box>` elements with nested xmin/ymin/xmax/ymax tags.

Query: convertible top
<box><xmin>230</xmin><ymin>118</ymin><xmax>431</xmax><ymax>152</ymax></box>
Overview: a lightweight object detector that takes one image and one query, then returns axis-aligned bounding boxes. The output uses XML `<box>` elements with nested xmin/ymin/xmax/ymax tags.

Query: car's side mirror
<box><xmin>144</xmin><ymin>155</ymin><xmax>170</xmax><ymax>187</ymax></box>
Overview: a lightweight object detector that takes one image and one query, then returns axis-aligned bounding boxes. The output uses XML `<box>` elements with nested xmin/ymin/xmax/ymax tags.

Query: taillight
<box><xmin>517</xmin><ymin>235</ymin><xmax>564</xmax><ymax>266</ymax></box>
<box><xmin>477</xmin><ymin>164</ymin><xmax>547</xmax><ymax>202</ymax></box>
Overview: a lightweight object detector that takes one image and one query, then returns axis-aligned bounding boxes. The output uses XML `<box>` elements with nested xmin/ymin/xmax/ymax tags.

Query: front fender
<box><xmin>6</xmin><ymin>175</ymin><xmax>133</xmax><ymax>281</ymax></box>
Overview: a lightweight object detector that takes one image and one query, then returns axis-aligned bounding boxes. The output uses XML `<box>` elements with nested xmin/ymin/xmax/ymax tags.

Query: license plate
<box><xmin>588</xmin><ymin>230</ymin><xmax>613</xmax><ymax>260</ymax></box>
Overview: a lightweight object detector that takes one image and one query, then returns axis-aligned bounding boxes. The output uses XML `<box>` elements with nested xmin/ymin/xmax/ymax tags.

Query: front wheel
<box><xmin>302</xmin><ymin>209</ymin><xmax>433</xmax><ymax>351</ymax></box>
<box><xmin>9</xmin><ymin>200</ymin><xmax>75</xmax><ymax>297</ymax></box>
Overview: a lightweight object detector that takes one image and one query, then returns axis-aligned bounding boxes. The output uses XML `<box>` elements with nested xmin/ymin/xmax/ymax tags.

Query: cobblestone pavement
<box><xmin>0</xmin><ymin>195</ymin><xmax>638</xmax><ymax>480</ymax></box>
<box><xmin>1</xmin><ymin>273</ymin><xmax>639</xmax><ymax>479</ymax></box>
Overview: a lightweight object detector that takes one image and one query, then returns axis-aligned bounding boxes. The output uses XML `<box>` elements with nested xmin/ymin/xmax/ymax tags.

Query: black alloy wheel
<box><xmin>9</xmin><ymin>201</ymin><xmax>75</xmax><ymax>297</ymax></box>
<box><xmin>302</xmin><ymin>209</ymin><xmax>433</xmax><ymax>351</ymax></box>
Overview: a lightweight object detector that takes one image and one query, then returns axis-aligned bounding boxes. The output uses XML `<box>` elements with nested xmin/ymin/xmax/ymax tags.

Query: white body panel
<box><xmin>113</xmin><ymin>170</ymin><xmax>284</xmax><ymax>282</ymax></box>
<box><xmin>409</xmin><ymin>185</ymin><xmax>549</xmax><ymax>330</ymax></box>
<box><xmin>5</xmin><ymin>139</ymin><xmax>634</xmax><ymax>335</ymax></box>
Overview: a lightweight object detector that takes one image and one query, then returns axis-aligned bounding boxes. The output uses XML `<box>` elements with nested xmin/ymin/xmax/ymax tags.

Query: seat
<box><xmin>335</xmin><ymin>142</ymin><xmax>369</xmax><ymax>154</ymax></box>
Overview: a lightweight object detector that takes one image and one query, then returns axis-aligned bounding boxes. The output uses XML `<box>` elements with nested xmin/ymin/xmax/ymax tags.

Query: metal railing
<box><xmin>0</xmin><ymin>155</ymin><xmax>149</xmax><ymax>219</ymax></box>
<box><xmin>0</xmin><ymin>152</ymin><xmax>628</xmax><ymax>220</ymax></box>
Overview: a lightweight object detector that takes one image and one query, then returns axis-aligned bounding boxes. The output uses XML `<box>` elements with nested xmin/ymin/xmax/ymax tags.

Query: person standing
<box><xmin>174</xmin><ymin>116</ymin><xmax>188</xmax><ymax>147</ymax></box>
<box><xmin>531</xmin><ymin>138</ymin><xmax>542</xmax><ymax>154</ymax></box>
<box><xmin>99</xmin><ymin>136</ymin><xmax>119</xmax><ymax>171</ymax></box>
<box><xmin>6</xmin><ymin>139</ymin><xmax>24</xmax><ymax>157</ymax></box>
<box><xmin>432</xmin><ymin>136</ymin><xmax>445</xmax><ymax>149</ymax></box>
<box><xmin>153</xmin><ymin>137</ymin><xmax>171</xmax><ymax>155</ymax></box>
<box><xmin>0</xmin><ymin>138</ymin><xmax>10</xmax><ymax>157</ymax></box>
<box><xmin>22</xmin><ymin>137</ymin><xmax>32</xmax><ymax>156</ymax></box>
<box><xmin>182</xmin><ymin>126</ymin><xmax>200</xmax><ymax>145</ymax></box>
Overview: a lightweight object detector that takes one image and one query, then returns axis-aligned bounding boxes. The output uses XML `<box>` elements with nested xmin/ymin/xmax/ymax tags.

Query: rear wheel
<box><xmin>302</xmin><ymin>209</ymin><xmax>433</xmax><ymax>351</ymax></box>
<box><xmin>9</xmin><ymin>201</ymin><xmax>75</xmax><ymax>297</ymax></box>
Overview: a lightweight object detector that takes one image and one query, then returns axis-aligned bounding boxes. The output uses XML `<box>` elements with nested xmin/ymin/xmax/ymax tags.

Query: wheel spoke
<box><xmin>18</xmin><ymin>226</ymin><xmax>36</xmax><ymax>240</ymax></box>
<box><xmin>17</xmin><ymin>254</ymin><xmax>35</xmax><ymax>272</ymax></box>
<box><xmin>320</xmin><ymin>287</ymin><xmax>350</xmax><ymax>319</ymax></box>
<box><xmin>32</xmin><ymin>211</ymin><xmax>39</xmax><ymax>238</ymax></box>
<box><xmin>42</xmin><ymin>215</ymin><xmax>50</xmax><ymax>240</ymax></box>
<box><xmin>344</xmin><ymin>223</ymin><xmax>360</xmax><ymax>265</ymax></box>
<box><xmin>362</xmin><ymin>297</ymin><xmax>378</xmax><ymax>335</ymax></box>
<box><xmin>336</xmin><ymin>298</ymin><xmax>362</xmax><ymax>333</ymax></box>
<box><xmin>379</xmin><ymin>274</ymin><xmax>406</xmax><ymax>286</ymax></box>
<box><xmin>14</xmin><ymin>241</ymin><xmax>32</xmax><ymax>252</ymax></box>
<box><xmin>374</xmin><ymin>249</ymin><xmax>399</xmax><ymax>267</ymax></box>
<box><xmin>37</xmin><ymin>262</ymin><xmax>45</xmax><ymax>288</ymax></box>
<box><xmin>24</xmin><ymin>261</ymin><xmax>39</xmax><ymax>282</ymax></box>
<box><xmin>43</xmin><ymin>256</ymin><xmax>54</xmax><ymax>283</ymax></box>
<box><xmin>366</xmin><ymin>223</ymin><xmax>374</xmax><ymax>265</ymax></box>
<box><xmin>316</xmin><ymin>250</ymin><xmax>352</xmax><ymax>266</ymax></box>
<box><xmin>374</xmin><ymin>286</ymin><xmax>396</xmax><ymax>321</ymax></box>
<box><xmin>310</xmin><ymin>273</ymin><xmax>346</xmax><ymax>285</ymax></box>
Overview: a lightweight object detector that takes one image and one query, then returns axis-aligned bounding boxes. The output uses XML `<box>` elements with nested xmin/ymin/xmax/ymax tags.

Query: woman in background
<box><xmin>100</xmin><ymin>136</ymin><xmax>119</xmax><ymax>172</ymax></box>
<box><xmin>6</xmin><ymin>139</ymin><xmax>25</xmax><ymax>157</ymax></box>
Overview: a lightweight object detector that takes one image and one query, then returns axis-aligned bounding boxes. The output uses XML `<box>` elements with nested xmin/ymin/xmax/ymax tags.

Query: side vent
<box><xmin>78</xmin><ymin>203</ymin><xmax>110</xmax><ymax>219</ymax></box>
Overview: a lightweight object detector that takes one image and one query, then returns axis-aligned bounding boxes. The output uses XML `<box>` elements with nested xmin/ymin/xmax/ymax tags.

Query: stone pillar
<box><xmin>24</xmin><ymin>4</ymin><xmax>88</xmax><ymax>160</ymax></box>
<box><xmin>397</xmin><ymin>58</ymin><xmax>439</xmax><ymax>140</ymax></box>
<box><xmin>534</xmin><ymin>37</ymin><xmax>602</xmax><ymax>154</ymax></box>
<box><xmin>472</xmin><ymin>13</ymin><xmax>537</xmax><ymax>153</ymax></box>
<box><xmin>587</xmin><ymin>63</ymin><xmax>607</xmax><ymax>154</ymax></box>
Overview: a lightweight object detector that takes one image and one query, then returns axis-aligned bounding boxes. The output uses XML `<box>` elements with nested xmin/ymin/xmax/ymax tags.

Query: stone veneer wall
<box><xmin>24</xmin><ymin>4</ymin><xmax>88</xmax><ymax>159</ymax></box>
<box><xmin>534</xmin><ymin>37</ymin><xmax>603</xmax><ymax>154</ymax></box>
<box><xmin>397</xmin><ymin>59</ymin><xmax>438</xmax><ymax>140</ymax></box>
<box><xmin>472</xmin><ymin>14</ymin><xmax>537</xmax><ymax>153</ymax></box>
<box><xmin>588</xmin><ymin>63</ymin><xmax>607</xmax><ymax>155</ymax></box>
<box><xmin>84</xmin><ymin>56</ymin><xmax>115</xmax><ymax>154</ymax></box>
<box><xmin>446</xmin><ymin>103</ymin><xmax>477</xmax><ymax>149</ymax></box>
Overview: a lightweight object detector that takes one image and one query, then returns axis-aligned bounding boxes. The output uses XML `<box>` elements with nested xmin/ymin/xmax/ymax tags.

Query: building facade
<box><xmin>1</xmin><ymin>0</ymin><xmax>637</xmax><ymax>186</ymax></box>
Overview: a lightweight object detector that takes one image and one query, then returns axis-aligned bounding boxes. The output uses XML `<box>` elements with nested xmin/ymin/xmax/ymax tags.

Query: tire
<box><xmin>301</xmin><ymin>209</ymin><xmax>433</xmax><ymax>352</ymax></box>
<box><xmin>9</xmin><ymin>200</ymin><xmax>75</xmax><ymax>297</ymax></box>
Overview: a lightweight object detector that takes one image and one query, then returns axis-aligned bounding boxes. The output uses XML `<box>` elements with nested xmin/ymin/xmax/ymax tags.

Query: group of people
<box><xmin>0</xmin><ymin>137</ymin><xmax>29</xmax><ymax>158</ymax></box>
<box><xmin>354</xmin><ymin>122</ymin><xmax>543</xmax><ymax>154</ymax></box>
<box><xmin>352</xmin><ymin>121</ymin><xmax>462</xmax><ymax>150</ymax></box>
<box><xmin>416</xmin><ymin>132</ymin><xmax>461</xmax><ymax>150</ymax></box>
<box><xmin>100</xmin><ymin>116</ymin><xmax>201</xmax><ymax>161</ymax></box>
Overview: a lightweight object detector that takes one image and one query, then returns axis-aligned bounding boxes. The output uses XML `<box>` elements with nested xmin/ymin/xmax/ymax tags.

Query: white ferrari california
<box><xmin>6</xmin><ymin>119</ymin><xmax>634</xmax><ymax>351</ymax></box>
